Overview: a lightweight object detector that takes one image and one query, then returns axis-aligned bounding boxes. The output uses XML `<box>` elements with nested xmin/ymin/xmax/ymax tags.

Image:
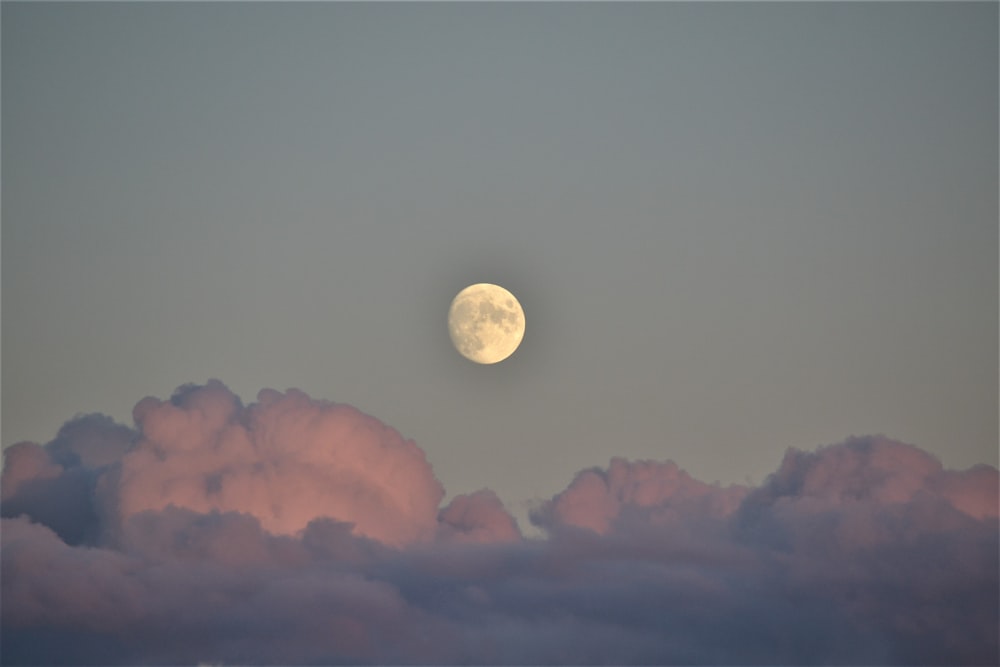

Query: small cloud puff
<box><xmin>438</xmin><ymin>489</ymin><xmax>521</xmax><ymax>543</ymax></box>
<box><xmin>532</xmin><ymin>457</ymin><xmax>748</xmax><ymax>535</ymax></box>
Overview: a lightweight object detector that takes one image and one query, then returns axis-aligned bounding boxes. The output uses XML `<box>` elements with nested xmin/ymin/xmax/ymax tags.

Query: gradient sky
<box><xmin>3</xmin><ymin>1</ymin><xmax>997</xmax><ymax>535</ymax></box>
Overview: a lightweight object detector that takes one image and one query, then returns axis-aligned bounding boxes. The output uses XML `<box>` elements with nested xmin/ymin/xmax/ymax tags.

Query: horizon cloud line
<box><xmin>2</xmin><ymin>379</ymin><xmax>996</xmax><ymax>665</ymax></box>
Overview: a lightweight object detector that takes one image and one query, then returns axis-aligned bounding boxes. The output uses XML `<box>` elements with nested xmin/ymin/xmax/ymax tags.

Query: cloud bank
<box><xmin>2</xmin><ymin>381</ymin><xmax>997</xmax><ymax>664</ymax></box>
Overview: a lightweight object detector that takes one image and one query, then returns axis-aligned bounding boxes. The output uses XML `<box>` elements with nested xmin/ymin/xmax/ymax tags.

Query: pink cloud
<box><xmin>533</xmin><ymin>457</ymin><xmax>748</xmax><ymax>535</ymax></box>
<box><xmin>2</xmin><ymin>383</ymin><xmax>996</xmax><ymax>665</ymax></box>
<box><xmin>934</xmin><ymin>464</ymin><xmax>998</xmax><ymax>520</ymax></box>
<box><xmin>742</xmin><ymin>436</ymin><xmax>998</xmax><ymax>526</ymax></box>
<box><xmin>438</xmin><ymin>489</ymin><xmax>521</xmax><ymax>543</ymax></box>
<box><xmin>764</xmin><ymin>435</ymin><xmax>944</xmax><ymax>505</ymax></box>
<box><xmin>1</xmin><ymin>443</ymin><xmax>63</xmax><ymax>501</ymax></box>
<box><xmin>113</xmin><ymin>381</ymin><xmax>445</xmax><ymax>546</ymax></box>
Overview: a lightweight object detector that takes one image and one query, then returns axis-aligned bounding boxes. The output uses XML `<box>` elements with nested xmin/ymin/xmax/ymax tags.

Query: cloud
<box><xmin>1</xmin><ymin>413</ymin><xmax>134</xmax><ymax>545</ymax></box>
<box><xmin>531</xmin><ymin>457</ymin><xmax>748</xmax><ymax>535</ymax></box>
<box><xmin>112</xmin><ymin>380</ymin><xmax>447</xmax><ymax>546</ymax></box>
<box><xmin>438</xmin><ymin>489</ymin><xmax>521</xmax><ymax>543</ymax></box>
<box><xmin>2</xmin><ymin>382</ymin><xmax>996</xmax><ymax>664</ymax></box>
<box><xmin>735</xmin><ymin>436</ymin><xmax>999</xmax><ymax>552</ymax></box>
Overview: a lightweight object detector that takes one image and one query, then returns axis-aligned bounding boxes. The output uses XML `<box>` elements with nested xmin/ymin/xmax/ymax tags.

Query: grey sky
<box><xmin>3</xmin><ymin>2</ymin><xmax>996</xmax><ymax>528</ymax></box>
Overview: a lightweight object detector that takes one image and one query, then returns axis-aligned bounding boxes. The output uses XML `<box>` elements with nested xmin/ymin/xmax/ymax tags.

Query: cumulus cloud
<box><xmin>532</xmin><ymin>457</ymin><xmax>749</xmax><ymax>535</ymax></box>
<box><xmin>438</xmin><ymin>489</ymin><xmax>521</xmax><ymax>543</ymax></box>
<box><xmin>736</xmin><ymin>436</ymin><xmax>999</xmax><ymax>552</ymax></box>
<box><xmin>111</xmin><ymin>380</ymin><xmax>447</xmax><ymax>546</ymax></box>
<box><xmin>2</xmin><ymin>382</ymin><xmax>996</xmax><ymax>665</ymax></box>
<box><xmin>1</xmin><ymin>413</ymin><xmax>135</xmax><ymax>545</ymax></box>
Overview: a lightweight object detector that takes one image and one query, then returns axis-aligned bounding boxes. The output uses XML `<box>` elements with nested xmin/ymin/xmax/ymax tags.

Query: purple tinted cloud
<box><xmin>2</xmin><ymin>381</ymin><xmax>996</xmax><ymax>664</ymax></box>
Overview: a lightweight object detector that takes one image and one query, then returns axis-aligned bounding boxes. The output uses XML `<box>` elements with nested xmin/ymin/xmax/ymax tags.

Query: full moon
<box><xmin>448</xmin><ymin>283</ymin><xmax>525</xmax><ymax>364</ymax></box>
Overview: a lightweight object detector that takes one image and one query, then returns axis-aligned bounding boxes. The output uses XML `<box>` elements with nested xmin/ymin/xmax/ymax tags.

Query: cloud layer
<box><xmin>2</xmin><ymin>381</ymin><xmax>997</xmax><ymax>664</ymax></box>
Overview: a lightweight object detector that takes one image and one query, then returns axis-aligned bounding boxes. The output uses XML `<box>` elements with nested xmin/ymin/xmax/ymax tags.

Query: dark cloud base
<box><xmin>2</xmin><ymin>381</ymin><xmax>997</xmax><ymax>665</ymax></box>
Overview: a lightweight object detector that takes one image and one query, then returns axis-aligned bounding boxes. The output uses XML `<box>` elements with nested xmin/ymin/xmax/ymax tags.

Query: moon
<box><xmin>448</xmin><ymin>283</ymin><xmax>525</xmax><ymax>364</ymax></box>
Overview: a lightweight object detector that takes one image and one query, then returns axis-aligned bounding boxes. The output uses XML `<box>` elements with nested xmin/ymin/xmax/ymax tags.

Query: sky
<box><xmin>2</xmin><ymin>2</ymin><xmax>998</xmax><ymax>664</ymax></box>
